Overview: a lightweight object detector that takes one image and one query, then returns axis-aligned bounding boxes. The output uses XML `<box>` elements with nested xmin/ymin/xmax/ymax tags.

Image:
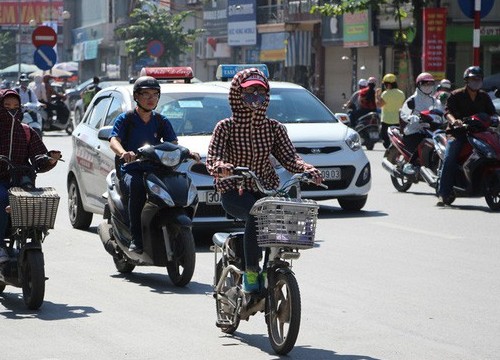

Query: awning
<box><xmin>285</xmin><ymin>31</ymin><xmax>312</xmax><ymax>67</ymax></box>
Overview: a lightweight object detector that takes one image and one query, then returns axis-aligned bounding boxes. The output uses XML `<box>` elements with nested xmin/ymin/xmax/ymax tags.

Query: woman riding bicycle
<box><xmin>206</xmin><ymin>68</ymin><xmax>323</xmax><ymax>294</ymax></box>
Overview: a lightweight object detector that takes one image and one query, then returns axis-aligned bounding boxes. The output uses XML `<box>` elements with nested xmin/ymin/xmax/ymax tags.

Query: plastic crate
<box><xmin>250</xmin><ymin>197</ymin><xmax>319</xmax><ymax>249</ymax></box>
<box><xmin>8</xmin><ymin>187</ymin><xmax>60</xmax><ymax>229</ymax></box>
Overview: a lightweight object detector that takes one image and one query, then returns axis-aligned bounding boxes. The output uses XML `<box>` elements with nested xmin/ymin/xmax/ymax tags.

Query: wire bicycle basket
<box><xmin>250</xmin><ymin>197</ymin><xmax>319</xmax><ymax>249</ymax></box>
<box><xmin>8</xmin><ymin>187</ymin><xmax>60</xmax><ymax>229</ymax></box>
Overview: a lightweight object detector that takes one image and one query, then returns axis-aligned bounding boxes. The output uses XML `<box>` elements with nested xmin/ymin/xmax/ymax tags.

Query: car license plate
<box><xmin>369</xmin><ymin>131</ymin><xmax>379</xmax><ymax>140</ymax></box>
<box><xmin>320</xmin><ymin>167</ymin><xmax>341</xmax><ymax>180</ymax></box>
<box><xmin>206</xmin><ymin>190</ymin><xmax>221</xmax><ymax>205</ymax></box>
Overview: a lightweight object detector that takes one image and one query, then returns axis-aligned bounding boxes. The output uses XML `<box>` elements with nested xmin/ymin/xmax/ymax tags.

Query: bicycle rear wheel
<box><xmin>266</xmin><ymin>271</ymin><xmax>301</xmax><ymax>355</ymax></box>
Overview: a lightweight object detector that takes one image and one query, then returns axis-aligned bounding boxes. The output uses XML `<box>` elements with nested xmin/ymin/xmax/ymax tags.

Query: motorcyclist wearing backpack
<box><xmin>400</xmin><ymin>72</ymin><xmax>443</xmax><ymax>175</ymax></box>
<box><xmin>14</xmin><ymin>73</ymin><xmax>39</xmax><ymax>123</ymax></box>
<box><xmin>109</xmin><ymin>76</ymin><xmax>199</xmax><ymax>254</ymax></box>
<box><xmin>0</xmin><ymin>89</ymin><xmax>61</xmax><ymax>263</ymax></box>
<box><xmin>436</xmin><ymin>66</ymin><xmax>496</xmax><ymax>206</ymax></box>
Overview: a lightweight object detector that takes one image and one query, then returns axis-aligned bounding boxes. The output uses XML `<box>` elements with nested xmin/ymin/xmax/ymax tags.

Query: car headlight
<box><xmin>187</xmin><ymin>182</ymin><xmax>198</xmax><ymax>206</ymax></box>
<box><xmin>146</xmin><ymin>180</ymin><xmax>175</xmax><ymax>206</ymax></box>
<box><xmin>345</xmin><ymin>130</ymin><xmax>362</xmax><ymax>151</ymax></box>
<box><xmin>156</xmin><ymin>148</ymin><xmax>181</xmax><ymax>167</ymax></box>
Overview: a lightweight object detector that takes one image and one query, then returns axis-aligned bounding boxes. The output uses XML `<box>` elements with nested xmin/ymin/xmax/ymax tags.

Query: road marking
<box><xmin>373</xmin><ymin>221</ymin><xmax>462</xmax><ymax>240</ymax></box>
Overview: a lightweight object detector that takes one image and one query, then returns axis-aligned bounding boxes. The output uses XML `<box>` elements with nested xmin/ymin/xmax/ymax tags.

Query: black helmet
<box><xmin>463</xmin><ymin>66</ymin><xmax>483</xmax><ymax>80</ymax></box>
<box><xmin>133</xmin><ymin>76</ymin><xmax>160</xmax><ymax>93</ymax></box>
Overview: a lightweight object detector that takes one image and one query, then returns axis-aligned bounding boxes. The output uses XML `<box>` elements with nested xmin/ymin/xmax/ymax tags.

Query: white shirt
<box><xmin>16</xmin><ymin>86</ymin><xmax>38</xmax><ymax>105</ymax></box>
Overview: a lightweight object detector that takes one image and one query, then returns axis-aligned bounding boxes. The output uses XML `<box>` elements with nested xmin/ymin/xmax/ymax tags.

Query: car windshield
<box><xmin>267</xmin><ymin>88</ymin><xmax>338</xmax><ymax>124</ymax></box>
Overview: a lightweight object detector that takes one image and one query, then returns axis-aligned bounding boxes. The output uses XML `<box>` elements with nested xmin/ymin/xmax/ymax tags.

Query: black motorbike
<box><xmin>42</xmin><ymin>95</ymin><xmax>73</xmax><ymax>135</ymax></box>
<box><xmin>0</xmin><ymin>155</ymin><xmax>60</xmax><ymax>309</ymax></box>
<box><xmin>97</xmin><ymin>141</ymin><xmax>198</xmax><ymax>287</ymax></box>
<box><xmin>355</xmin><ymin>111</ymin><xmax>381</xmax><ymax>150</ymax></box>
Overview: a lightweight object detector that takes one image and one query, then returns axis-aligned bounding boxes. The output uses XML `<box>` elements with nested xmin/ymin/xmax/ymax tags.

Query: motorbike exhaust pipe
<box><xmin>419</xmin><ymin>167</ymin><xmax>438</xmax><ymax>188</ymax></box>
<box><xmin>382</xmin><ymin>158</ymin><xmax>398</xmax><ymax>177</ymax></box>
<box><xmin>97</xmin><ymin>222</ymin><xmax>118</xmax><ymax>256</ymax></box>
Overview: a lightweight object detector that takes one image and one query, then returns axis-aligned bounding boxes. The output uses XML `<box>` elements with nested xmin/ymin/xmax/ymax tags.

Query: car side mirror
<box><xmin>97</xmin><ymin>125</ymin><xmax>113</xmax><ymax>140</ymax></box>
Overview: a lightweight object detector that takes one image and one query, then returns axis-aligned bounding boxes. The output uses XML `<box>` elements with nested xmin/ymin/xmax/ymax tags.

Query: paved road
<box><xmin>1</xmin><ymin>133</ymin><xmax>499</xmax><ymax>360</ymax></box>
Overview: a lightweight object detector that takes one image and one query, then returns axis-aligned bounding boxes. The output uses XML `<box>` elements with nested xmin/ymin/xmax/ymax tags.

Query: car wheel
<box><xmin>68</xmin><ymin>178</ymin><xmax>93</xmax><ymax>229</ymax></box>
<box><xmin>338</xmin><ymin>196</ymin><xmax>367</xmax><ymax>211</ymax></box>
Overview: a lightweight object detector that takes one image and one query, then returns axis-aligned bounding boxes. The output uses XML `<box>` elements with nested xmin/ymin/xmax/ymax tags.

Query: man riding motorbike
<box><xmin>437</xmin><ymin>66</ymin><xmax>496</xmax><ymax>206</ymax></box>
<box><xmin>109</xmin><ymin>76</ymin><xmax>199</xmax><ymax>253</ymax></box>
<box><xmin>344</xmin><ymin>78</ymin><xmax>367</xmax><ymax>126</ymax></box>
<box><xmin>400</xmin><ymin>72</ymin><xmax>443</xmax><ymax>175</ymax></box>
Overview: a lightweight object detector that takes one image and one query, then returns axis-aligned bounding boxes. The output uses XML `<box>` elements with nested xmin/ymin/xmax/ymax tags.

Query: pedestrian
<box><xmin>375</xmin><ymin>73</ymin><xmax>406</xmax><ymax>149</ymax></box>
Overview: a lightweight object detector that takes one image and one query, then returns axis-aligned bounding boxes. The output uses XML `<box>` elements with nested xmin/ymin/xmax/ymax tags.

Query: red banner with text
<box><xmin>422</xmin><ymin>8</ymin><xmax>447</xmax><ymax>79</ymax></box>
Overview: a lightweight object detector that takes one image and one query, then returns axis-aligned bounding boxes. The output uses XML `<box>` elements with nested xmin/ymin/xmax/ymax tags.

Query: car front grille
<box><xmin>301</xmin><ymin>165</ymin><xmax>356</xmax><ymax>191</ymax></box>
<box><xmin>295</xmin><ymin>146</ymin><xmax>342</xmax><ymax>155</ymax></box>
<box><xmin>195</xmin><ymin>202</ymin><xmax>227</xmax><ymax>218</ymax></box>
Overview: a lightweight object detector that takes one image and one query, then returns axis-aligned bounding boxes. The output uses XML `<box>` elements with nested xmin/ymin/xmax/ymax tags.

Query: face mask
<box><xmin>420</xmin><ymin>85</ymin><xmax>434</xmax><ymax>95</ymax></box>
<box><xmin>7</xmin><ymin>108</ymin><xmax>19</xmax><ymax>117</ymax></box>
<box><xmin>467</xmin><ymin>79</ymin><xmax>483</xmax><ymax>91</ymax></box>
<box><xmin>241</xmin><ymin>92</ymin><xmax>266</xmax><ymax>110</ymax></box>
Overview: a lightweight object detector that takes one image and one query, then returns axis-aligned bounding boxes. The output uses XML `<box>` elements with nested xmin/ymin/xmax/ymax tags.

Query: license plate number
<box><xmin>369</xmin><ymin>131</ymin><xmax>379</xmax><ymax>139</ymax></box>
<box><xmin>320</xmin><ymin>167</ymin><xmax>341</xmax><ymax>180</ymax></box>
<box><xmin>206</xmin><ymin>190</ymin><xmax>221</xmax><ymax>205</ymax></box>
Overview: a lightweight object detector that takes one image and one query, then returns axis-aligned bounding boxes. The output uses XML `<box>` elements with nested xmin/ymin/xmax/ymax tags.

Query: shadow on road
<box><xmin>318</xmin><ymin>205</ymin><xmax>387</xmax><ymax>219</ymax></box>
<box><xmin>226</xmin><ymin>332</ymin><xmax>382</xmax><ymax>360</ymax></box>
<box><xmin>0</xmin><ymin>294</ymin><xmax>101</xmax><ymax>320</ymax></box>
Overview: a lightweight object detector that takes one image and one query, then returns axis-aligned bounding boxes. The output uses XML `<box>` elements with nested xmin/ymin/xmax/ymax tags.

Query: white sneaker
<box><xmin>0</xmin><ymin>247</ymin><xmax>9</xmax><ymax>264</ymax></box>
<box><xmin>403</xmin><ymin>163</ymin><xmax>417</xmax><ymax>176</ymax></box>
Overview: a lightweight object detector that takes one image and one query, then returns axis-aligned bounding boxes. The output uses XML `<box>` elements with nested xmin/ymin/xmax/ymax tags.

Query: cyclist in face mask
<box><xmin>399</xmin><ymin>72</ymin><xmax>443</xmax><ymax>175</ymax></box>
<box><xmin>437</xmin><ymin>66</ymin><xmax>496</xmax><ymax>206</ymax></box>
<box><xmin>206</xmin><ymin>68</ymin><xmax>323</xmax><ymax>294</ymax></box>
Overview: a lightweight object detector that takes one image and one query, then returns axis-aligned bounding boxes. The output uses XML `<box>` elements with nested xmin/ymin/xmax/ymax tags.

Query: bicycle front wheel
<box><xmin>266</xmin><ymin>271</ymin><xmax>301</xmax><ymax>355</ymax></box>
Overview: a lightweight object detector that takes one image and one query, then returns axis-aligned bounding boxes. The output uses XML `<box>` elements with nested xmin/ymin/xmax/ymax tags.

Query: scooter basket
<box><xmin>250</xmin><ymin>197</ymin><xmax>319</xmax><ymax>249</ymax></box>
<box><xmin>8</xmin><ymin>187</ymin><xmax>60</xmax><ymax>229</ymax></box>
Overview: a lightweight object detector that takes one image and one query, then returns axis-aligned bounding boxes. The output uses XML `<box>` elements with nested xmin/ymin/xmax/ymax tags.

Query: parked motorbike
<box><xmin>97</xmin><ymin>141</ymin><xmax>198</xmax><ymax>287</ymax></box>
<box><xmin>382</xmin><ymin>109</ymin><xmax>446</xmax><ymax>192</ymax></box>
<box><xmin>0</xmin><ymin>155</ymin><xmax>60</xmax><ymax>309</ymax></box>
<box><xmin>433</xmin><ymin>113</ymin><xmax>500</xmax><ymax>210</ymax></box>
<box><xmin>42</xmin><ymin>95</ymin><xmax>73</xmax><ymax>135</ymax></box>
<box><xmin>212</xmin><ymin>167</ymin><xmax>327</xmax><ymax>355</ymax></box>
<box><xmin>22</xmin><ymin>101</ymin><xmax>44</xmax><ymax>139</ymax></box>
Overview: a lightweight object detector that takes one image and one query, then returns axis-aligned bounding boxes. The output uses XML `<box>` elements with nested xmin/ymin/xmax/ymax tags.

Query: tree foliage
<box><xmin>0</xmin><ymin>31</ymin><xmax>17</xmax><ymax>70</ymax></box>
<box><xmin>115</xmin><ymin>0</ymin><xmax>204</xmax><ymax>66</ymax></box>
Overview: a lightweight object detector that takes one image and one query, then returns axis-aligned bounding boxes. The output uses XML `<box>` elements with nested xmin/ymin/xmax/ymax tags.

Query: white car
<box><xmin>67</xmin><ymin>66</ymin><xmax>371</xmax><ymax>230</ymax></box>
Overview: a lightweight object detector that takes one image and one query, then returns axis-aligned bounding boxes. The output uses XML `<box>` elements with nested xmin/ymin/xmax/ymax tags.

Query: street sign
<box><xmin>32</xmin><ymin>25</ymin><xmax>57</xmax><ymax>48</ymax></box>
<box><xmin>34</xmin><ymin>45</ymin><xmax>57</xmax><ymax>71</ymax></box>
<box><xmin>458</xmin><ymin>0</ymin><xmax>495</xmax><ymax>19</ymax></box>
<box><xmin>146</xmin><ymin>40</ymin><xmax>165</xmax><ymax>58</ymax></box>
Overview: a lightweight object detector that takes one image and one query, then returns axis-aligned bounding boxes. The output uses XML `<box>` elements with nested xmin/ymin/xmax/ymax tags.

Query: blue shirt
<box><xmin>110</xmin><ymin>110</ymin><xmax>177</xmax><ymax>152</ymax></box>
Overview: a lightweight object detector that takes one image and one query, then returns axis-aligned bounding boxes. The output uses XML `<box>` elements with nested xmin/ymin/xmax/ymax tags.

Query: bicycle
<box><xmin>212</xmin><ymin>167</ymin><xmax>326</xmax><ymax>355</ymax></box>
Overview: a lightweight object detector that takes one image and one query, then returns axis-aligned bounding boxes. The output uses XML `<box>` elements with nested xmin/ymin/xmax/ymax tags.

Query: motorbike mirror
<box><xmin>407</xmin><ymin>98</ymin><xmax>415</xmax><ymax>110</ymax></box>
<box><xmin>495</xmin><ymin>88</ymin><xmax>500</xmax><ymax>98</ymax></box>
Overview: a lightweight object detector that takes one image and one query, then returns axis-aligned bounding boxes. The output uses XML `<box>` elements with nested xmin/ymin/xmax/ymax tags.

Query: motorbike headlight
<box><xmin>146</xmin><ymin>180</ymin><xmax>175</xmax><ymax>206</ymax></box>
<box><xmin>470</xmin><ymin>137</ymin><xmax>496</xmax><ymax>159</ymax></box>
<box><xmin>156</xmin><ymin>149</ymin><xmax>181</xmax><ymax>167</ymax></box>
<box><xmin>345</xmin><ymin>130</ymin><xmax>362</xmax><ymax>151</ymax></box>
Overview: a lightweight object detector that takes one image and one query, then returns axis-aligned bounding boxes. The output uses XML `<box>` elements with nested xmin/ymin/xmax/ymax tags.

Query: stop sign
<box><xmin>32</xmin><ymin>26</ymin><xmax>57</xmax><ymax>48</ymax></box>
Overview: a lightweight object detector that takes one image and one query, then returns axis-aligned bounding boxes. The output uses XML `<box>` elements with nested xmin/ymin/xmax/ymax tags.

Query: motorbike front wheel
<box><xmin>166</xmin><ymin>227</ymin><xmax>196</xmax><ymax>287</ymax></box>
<box><xmin>266</xmin><ymin>271</ymin><xmax>301</xmax><ymax>355</ymax></box>
<box><xmin>22</xmin><ymin>250</ymin><xmax>45</xmax><ymax>310</ymax></box>
<box><xmin>386</xmin><ymin>146</ymin><xmax>412</xmax><ymax>192</ymax></box>
<box><xmin>485</xmin><ymin>183</ymin><xmax>500</xmax><ymax>211</ymax></box>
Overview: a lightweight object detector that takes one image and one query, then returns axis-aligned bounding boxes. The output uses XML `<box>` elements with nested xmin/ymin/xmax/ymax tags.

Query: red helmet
<box><xmin>416</xmin><ymin>72</ymin><xmax>435</xmax><ymax>85</ymax></box>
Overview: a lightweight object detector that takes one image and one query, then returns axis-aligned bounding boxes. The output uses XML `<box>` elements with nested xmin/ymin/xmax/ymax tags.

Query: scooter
<box><xmin>382</xmin><ymin>109</ymin><xmax>446</xmax><ymax>192</ymax></box>
<box><xmin>0</xmin><ymin>155</ymin><xmax>60</xmax><ymax>309</ymax></box>
<box><xmin>97</xmin><ymin>141</ymin><xmax>198</xmax><ymax>287</ymax></box>
<box><xmin>433</xmin><ymin>113</ymin><xmax>500</xmax><ymax>210</ymax></box>
<box><xmin>355</xmin><ymin>111</ymin><xmax>381</xmax><ymax>150</ymax></box>
<box><xmin>42</xmin><ymin>95</ymin><xmax>73</xmax><ymax>135</ymax></box>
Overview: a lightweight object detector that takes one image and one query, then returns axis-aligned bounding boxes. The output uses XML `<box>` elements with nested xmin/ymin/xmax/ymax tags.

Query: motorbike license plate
<box><xmin>320</xmin><ymin>167</ymin><xmax>341</xmax><ymax>180</ymax></box>
<box><xmin>205</xmin><ymin>190</ymin><xmax>222</xmax><ymax>205</ymax></box>
<box><xmin>369</xmin><ymin>131</ymin><xmax>379</xmax><ymax>140</ymax></box>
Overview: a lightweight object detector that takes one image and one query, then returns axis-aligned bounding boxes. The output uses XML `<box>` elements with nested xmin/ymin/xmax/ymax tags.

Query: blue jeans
<box><xmin>221</xmin><ymin>190</ymin><xmax>262</xmax><ymax>271</ymax></box>
<box><xmin>438</xmin><ymin>135</ymin><xmax>466</xmax><ymax>198</ymax></box>
<box><xmin>0</xmin><ymin>180</ymin><xmax>10</xmax><ymax>247</ymax></box>
<box><xmin>121</xmin><ymin>170</ymin><xmax>147</xmax><ymax>247</ymax></box>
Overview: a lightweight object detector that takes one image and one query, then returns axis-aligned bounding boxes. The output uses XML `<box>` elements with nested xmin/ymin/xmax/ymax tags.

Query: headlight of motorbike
<box><xmin>470</xmin><ymin>137</ymin><xmax>496</xmax><ymax>159</ymax></box>
<box><xmin>156</xmin><ymin>149</ymin><xmax>181</xmax><ymax>167</ymax></box>
<box><xmin>345</xmin><ymin>130</ymin><xmax>362</xmax><ymax>151</ymax></box>
<box><xmin>146</xmin><ymin>180</ymin><xmax>175</xmax><ymax>206</ymax></box>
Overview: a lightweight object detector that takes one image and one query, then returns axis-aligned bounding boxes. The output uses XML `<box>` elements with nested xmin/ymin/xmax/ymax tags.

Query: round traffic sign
<box><xmin>458</xmin><ymin>0</ymin><xmax>495</xmax><ymax>19</ymax></box>
<box><xmin>34</xmin><ymin>45</ymin><xmax>58</xmax><ymax>71</ymax></box>
<box><xmin>147</xmin><ymin>40</ymin><xmax>165</xmax><ymax>58</ymax></box>
<box><xmin>32</xmin><ymin>26</ymin><xmax>57</xmax><ymax>48</ymax></box>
